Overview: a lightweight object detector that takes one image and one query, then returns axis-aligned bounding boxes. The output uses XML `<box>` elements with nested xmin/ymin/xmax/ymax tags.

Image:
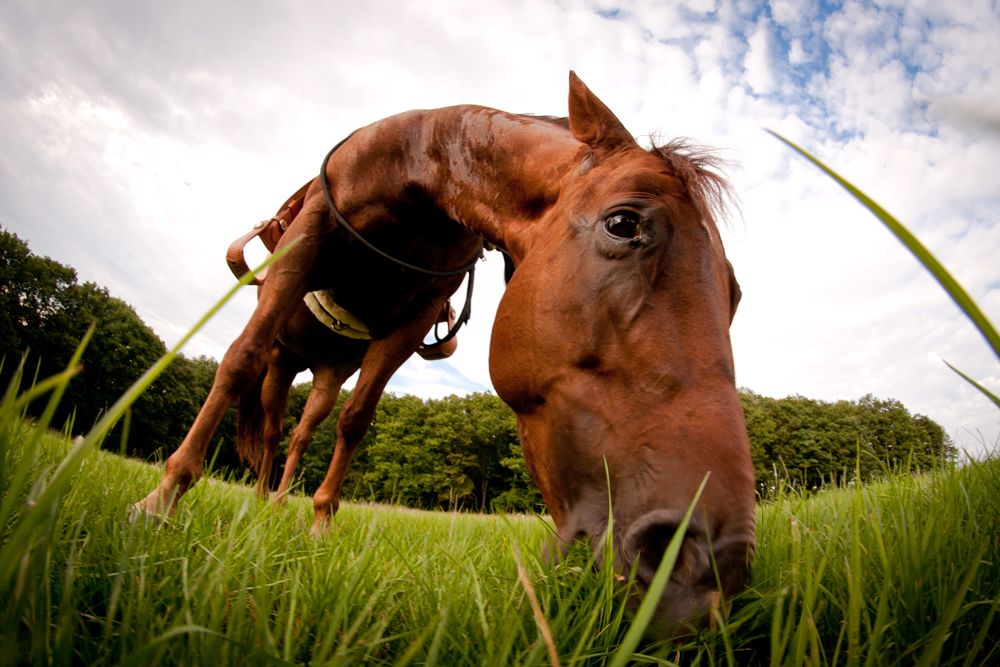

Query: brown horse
<box><xmin>134</xmin><ymin>72</ymin><xmax>756</xmax><ymax>630</ymax></box>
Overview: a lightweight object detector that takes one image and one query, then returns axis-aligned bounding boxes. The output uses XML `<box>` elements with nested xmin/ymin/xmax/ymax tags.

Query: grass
<box><xmin>768</xmin><ymin>131</ymin><xmax>1000</xmax><ymax>409</ymax></box>
<box><xmin>0</xmin><ymin>413</ymin><xmax>626</xmax><ymax>666</ymax></box>
<box><xmin>2</xmin><ymin>386</ymin><xmax>998</xmax><ymax>665</ymax></box>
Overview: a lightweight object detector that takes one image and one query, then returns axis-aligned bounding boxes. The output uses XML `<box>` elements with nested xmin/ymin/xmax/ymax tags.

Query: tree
<box><xmin>53</xmin><ymin>282</ymin><xmax>167</xmax><ymax>436</ymax></box>
<box><xmin>0</xmin><ymin>227</ymin><xmax>246</xmax><ymax>471</ymax></box>
<box><xmin>362</xmin><ymin>394</ymin><xmax>446</xmax><ymax>507</ymax></box>
<box><xmin>461</xmin><ymin>392</ymin><xmax>525</xmax><ymax>510</ymax></box>
<box><xmin>856</xmin><ymin>394</ymin><xmax>954</xmax><ymax>472</ymax></box>
<box><xmin>283</xmin><ymin>386</ymin><xmax>354</xmax><ymax>496</ymax></box>
<box><xmin>0</xmin><ymin>229</ymin><xmax>78</xmax><ymax>386</ymax></box>
<box><xmin>740</xmin><ymin>389</ymin><xmax>955</xmax><ymax>496</ymax></box>
<box><xmin>285</xmin><ymin>390</ymin><xmax>542</xmax><ymax>512</ymax></box>
<box><xmin>136</xmin><ymin>355</ymin><xmax>243</xmax><ymax>472</ymax></box>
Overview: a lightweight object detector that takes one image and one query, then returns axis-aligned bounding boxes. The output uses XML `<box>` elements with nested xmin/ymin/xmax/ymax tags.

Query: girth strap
<box><xmin>303</xmin><ymin>291</ymin><xmax>371</xmax><ymax>340</ymax></box>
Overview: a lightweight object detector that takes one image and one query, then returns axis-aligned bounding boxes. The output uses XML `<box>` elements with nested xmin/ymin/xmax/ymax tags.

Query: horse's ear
<box><xmin>567</xmin><ymin>71</ymin><xmax>634</xmax><ymax>154</ymax></box>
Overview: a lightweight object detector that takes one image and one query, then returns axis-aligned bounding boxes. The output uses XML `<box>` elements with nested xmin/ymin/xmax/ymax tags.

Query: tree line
<box><xmin>1</xmin><ymin>227</ymin><xmax>955</xmax><ymax>511</ymax></box>
<box><xmin>741</xmin><ymin>389</ymin><xmax>954</xmax><ymax>495</ymax></box>
<box><xmin>0</xmin><ymin>227</ymin><xmax>242</xmax><ymax>468</ymax></box>
<box><xmin>275</xmin><ymin>387</ymin><xmax>538</xmax><ymax>511</ymax></box>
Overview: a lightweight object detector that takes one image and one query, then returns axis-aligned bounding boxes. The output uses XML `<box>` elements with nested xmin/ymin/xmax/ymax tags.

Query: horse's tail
<box><xmin>235</xmin><ymin>370</ymin><xmax>267</xmax><ymax>469</ymax></box>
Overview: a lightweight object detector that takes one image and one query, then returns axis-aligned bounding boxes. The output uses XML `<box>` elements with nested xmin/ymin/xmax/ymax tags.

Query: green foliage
<box><xmin>54</xmin><ymin>282</ymin><xmax>168</xmax><ymax>435</ymax></box>
<box><xmin>283</xmin><ymin>385</ymin><xmax>948</xmax><ymax>510</ymax></box>
<box><xmin>361</xmin><ymin>392</ymin><xmax>522</xmax><ymax>510</ymax></box>
<box><xmin>141</xmin><ymin>354</ymin><xmax>241</xmax><ymax>470</ymax></box>
<box><xmin>738</xmin><ymin>458</ymin><xmax>1000</xmax><ymax>666</ymax></box>
<box><xmin>741</xmin><ymin>390</ymin><xmax>955</xmax><ymax>495</ymax></box>
<box><xmin>0</xmin><ymin>229</ymin><xmax>77</xmax><ymax>357</ymax></box>
<box><xmin>289</xmin><ymin>391</ymin><xmax>541</xmax><ymax>513</ymax></box>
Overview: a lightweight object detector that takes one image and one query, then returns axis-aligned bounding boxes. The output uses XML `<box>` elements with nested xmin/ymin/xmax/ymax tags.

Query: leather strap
<box><xmin>320</xmin><ymin>135</ymin><xmax>482</xmax><ymax>277</ymax></box>
<box><xmin>416</xmin><ymin>299</ymin><xmax>458</xmax><ymax>360</ymax></box>
<box><xmin>319</xmin><ymin>133</ymin><xmax>478</xmax><ymax>348</ymax></box>
<box><xmin>225</xmin><ymin>180</ymin><xmax>311</xmax><ymax>284</ymax></box>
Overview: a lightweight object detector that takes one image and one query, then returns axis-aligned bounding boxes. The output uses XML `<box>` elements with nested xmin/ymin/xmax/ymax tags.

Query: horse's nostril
<box><xmin>621</xmin><ymin>511</ymin><xmax>755</xmax><ymax>633</ymax></box>
<box><xmin>633</xmin><ymin>523</ymin><xmax>679</xmax><ymax>584</ymax></box>
<box><xmin>624</xmin><ymin>510</ymin><xmax>710</xmax><ymax>588</ymax></box>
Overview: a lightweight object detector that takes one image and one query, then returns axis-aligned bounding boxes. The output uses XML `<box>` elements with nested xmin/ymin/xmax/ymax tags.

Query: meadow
<box><xmin>1</xmin><ymin>378</ymin><xmax>997</xmax><ymax>666</ymax></box>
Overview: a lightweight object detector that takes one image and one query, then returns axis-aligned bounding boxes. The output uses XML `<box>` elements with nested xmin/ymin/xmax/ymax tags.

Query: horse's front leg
<box><xmin>310</xmin><ymin>304</ymin><xmax>443</xmax><ymax>538</ymax></box>
<box><xmin>132</xmin><ymin>208</ymin><xmax>325</xmax><ymax>520</ymax></box>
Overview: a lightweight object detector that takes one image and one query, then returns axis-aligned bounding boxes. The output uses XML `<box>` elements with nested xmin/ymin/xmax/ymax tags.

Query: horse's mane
<box><xmin>528</xmin><ymin>114</ymin><xmax>572</xmax><ymax>130</ymax></box>
<box><xmin>526</xmin><ymin>115</ymin><xmax>734</xmax><ymax>227</ymax></box>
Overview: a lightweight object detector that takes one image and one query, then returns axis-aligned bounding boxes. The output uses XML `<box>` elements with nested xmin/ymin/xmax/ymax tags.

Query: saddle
<box><xmin>225</xmin><ymin>180</ymin><xmax>459</xmax><ymax>360</ymax></box>
<box><xmin>226</xmin><ymin>181</ymin><xmax>311</xmax><ymax>284</ymax></box>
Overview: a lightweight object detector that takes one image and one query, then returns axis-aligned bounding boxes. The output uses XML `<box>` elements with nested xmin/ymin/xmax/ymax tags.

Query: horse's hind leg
<box><xmin>310</xmin><ymin>305</ymin><xmax>442</xmax><ymax>537</ymax></box>
<box><xmin>255</xmin><ymin>347</ymin><xmax>302</xmax><ymax>498</ymax></box>
<box><xmin>132</xmin><ymin>207</ymin><xmax>324</xmax><ymax>519</ymax></box>
<box><xmin>273</xmin><ymin>363</ymin><xmax>357</xmax><ymax>504</ymax></box>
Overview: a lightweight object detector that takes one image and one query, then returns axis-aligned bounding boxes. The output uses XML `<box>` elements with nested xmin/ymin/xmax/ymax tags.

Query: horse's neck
<box><xmin>431</xmin><ymin>109</ymin><xmax>584</xmax><ymax>256</ymax></box>
<box><xmin>347</xmin><ymin>107</ymin><xmax>585</xmax><ymax>260</ymax></box>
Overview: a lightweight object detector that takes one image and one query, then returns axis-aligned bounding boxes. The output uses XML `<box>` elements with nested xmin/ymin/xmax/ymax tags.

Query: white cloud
<box><xmin>743</xmin><ymin>18</ymin><xmax>776</xmax><ymax>96</ymax></box>
<box><xmin>1</xmin><ymin>0</ymin><xmax>998</xmax><ymax>458</ymax></box>
<box><xmin>787</xmin><ymin>39</ymin><xmax>808</xmax><ymax>65</ymax></box>
<box><xmin>770</xmin><ymin>0</ymin><xmax>815</xmax><ymax>28</ymax></box>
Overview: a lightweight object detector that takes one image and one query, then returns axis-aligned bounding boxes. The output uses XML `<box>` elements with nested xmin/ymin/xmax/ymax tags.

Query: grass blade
<box><xmin>768</xmin><ymin>130</ymin><xmax>1000</xmax><ymax>363</ymax></box>
<box><xmin>0</xmin><ymin>247</ymin><xmax>295</xmax><ymax>588</ymax></box>
<box><xmin>115</xmin><ymin>625</ymin><xmax>297</xmax><ymax>667</ymax></box>
<box><xmin>944</xmin><ymin>360</ymin><xmax>1000</xmax><ymax>410</ymax></box>
<box><xmin>914</xmin><ymin>543</ymin><xmax>986</xmax><ymax>667</ymax></box>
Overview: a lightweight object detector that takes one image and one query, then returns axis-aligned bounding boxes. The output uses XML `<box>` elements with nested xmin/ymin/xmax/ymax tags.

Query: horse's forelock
<box><xmin>647</xmin><ymin>138</ymin><xmax>736</xmax><ymax>231</ymax></box>
<box><xmin>522</xmin><ymin>115</ymin><xmax>736</xmax><ymax>229</ymax></box>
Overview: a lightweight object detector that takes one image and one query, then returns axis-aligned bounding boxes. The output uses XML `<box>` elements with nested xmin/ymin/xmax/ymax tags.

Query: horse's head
<box><xmin>490</xmin><ymin>73</ymin><xmax>755</xmax><ymax>632</ymax></box>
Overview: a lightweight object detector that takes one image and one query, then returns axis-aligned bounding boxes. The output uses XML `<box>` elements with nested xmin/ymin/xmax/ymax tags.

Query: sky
<box><xmin>1</xmin><ymin>0</ymin><xmax>998</xmax><ymax>457</ymax></box>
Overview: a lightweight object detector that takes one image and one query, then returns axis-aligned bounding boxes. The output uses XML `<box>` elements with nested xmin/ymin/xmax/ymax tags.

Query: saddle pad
<box><xmin>303</xmin><ymin>291</ymin><xmax>372</xmax><ymax>340</ymax></box>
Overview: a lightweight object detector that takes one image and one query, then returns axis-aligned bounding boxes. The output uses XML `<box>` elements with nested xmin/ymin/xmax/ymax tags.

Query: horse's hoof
<box><xmin>127</xmin><ymin>503</ymin><xmax>165</xmax><ymax>525</ymax></box>
<box><xmin>129</xmin><ymin>488</ymin><xmax>176</xmax><ymax>524</ymax></box>
<box><xmin>309</xmin><ymin>517</ymin><xmax>331</xmax><ymax>540</ymax></box>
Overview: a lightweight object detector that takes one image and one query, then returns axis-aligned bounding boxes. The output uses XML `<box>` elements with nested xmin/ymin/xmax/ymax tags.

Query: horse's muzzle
<box><xmin>622</xmin><ymin>509</ymin><xmax>753</xmax><ymax>633</ymax></box>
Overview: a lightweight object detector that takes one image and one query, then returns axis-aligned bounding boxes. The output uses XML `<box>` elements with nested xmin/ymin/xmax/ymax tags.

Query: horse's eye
<box><xmin>604</xmin><ymin>212</ymin><xmax>640</xmax><ymax>239</ymax></box>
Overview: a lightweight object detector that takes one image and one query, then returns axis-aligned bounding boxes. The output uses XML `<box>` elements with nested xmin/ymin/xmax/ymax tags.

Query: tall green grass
<box><xmin>0</xmin><ymin>245</ymin><xmax>683</xmax><ymax>665</ymax></box>
<box><xmin>2</xmin><ymin>372</ymin><xmax>998</xmax><ymax>665</ymax></box>
<box><xmin>0</xmin><ymin>399</ymin><xmax>655</xmax><ymax>666</ymax></box>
